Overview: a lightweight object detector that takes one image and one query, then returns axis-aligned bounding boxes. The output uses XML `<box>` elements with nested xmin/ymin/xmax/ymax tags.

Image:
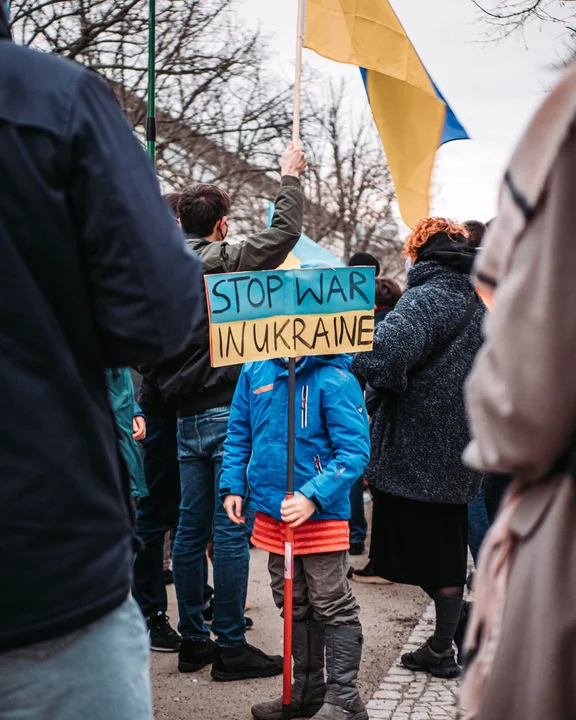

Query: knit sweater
<box><xmin>352</xmin><ymin>261</ymin><xmax>485</xmax><ymax>504</ymax></box>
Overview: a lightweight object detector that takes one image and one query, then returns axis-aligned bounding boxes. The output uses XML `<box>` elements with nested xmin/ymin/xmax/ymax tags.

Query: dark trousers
<box><xmin>348</xmin><ymin>478</ymin><xmax>368</xmax><ymax>546</ymax></box>
<box><xmin>132</xmin><ymin>408</ymin><xmax>181</xmax><ymax>618</ymax></box>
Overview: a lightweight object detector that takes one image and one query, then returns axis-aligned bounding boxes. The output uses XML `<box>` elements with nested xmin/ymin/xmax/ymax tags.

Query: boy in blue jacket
<box><xmin>221</xmin><ymin>354</ymin><xmax>370</xmax><ymax>720</ymax></box>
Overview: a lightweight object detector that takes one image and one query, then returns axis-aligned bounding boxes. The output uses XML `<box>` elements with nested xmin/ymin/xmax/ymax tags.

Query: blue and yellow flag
<box><xmin>305</xmin><ymin>0</ymin><xmax>468</xmax><ymax>228</ymax></box>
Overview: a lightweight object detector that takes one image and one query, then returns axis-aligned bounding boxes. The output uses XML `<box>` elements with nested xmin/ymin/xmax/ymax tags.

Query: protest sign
<box><xmin>205</xmin><ymin>266</ymin><xmax>375</xmax><ymax>367</ymax></box>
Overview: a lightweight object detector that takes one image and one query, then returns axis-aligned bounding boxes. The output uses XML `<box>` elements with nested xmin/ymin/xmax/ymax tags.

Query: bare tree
<box><xmin>10</xmin><ymin>0</ymin><xmax>295</xmax><ymax>228</ymax></box>
<box><xmin>471</xmin><ymin>0</ymin><xmax>576</xmax><ymax>38</ymax></box>
<box><xmin>302</xmin><ymin>83</ymin><xmax>403</xmax><ymax>277</ymax></box>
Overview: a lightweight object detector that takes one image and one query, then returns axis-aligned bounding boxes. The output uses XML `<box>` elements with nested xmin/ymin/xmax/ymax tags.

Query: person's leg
<box><xmin>467</xmin><ymin>487</ymin><xmax>490</xmax><ymax>565</ymax></box>
<box><xmin>132</xmin><ymin>409</ymin><xmax>181</xmax><ymax>651</ymax></box>
<box><xmin>173</xmin><ymin>414</ymin><xmax>218</xmax><ymax>672</ymax></box>
<box><xmin>402</xmin><ymin>585</ymin><xmax>463</xmax><ymax>679</ymax></box>
<box><xmin>203</xmin><ymin>406</ymin><xmax>282</xmax><ymax>681</ymax></box>
<box><xmin>252</xmin><ymin>555</ymin><xmax>325</xmax><ymax>720</ymax></box>
<box><xmin>133</xmin><ymin>409</ymin><xmax>180</xmax><ymax>618</ymax></box>
<box><xmin>348</xmin><ymin>478</ymin><xmax>368</xmax><ymax>554</ymax></box>
<box><xmin>0</xmin><ymin>597</ymin><xmax>152</xmax><ymax>720</ymax></box>
<box><xmin>304</xmin><ymin>552</ymin><xmax>367</xmax><ymax>720</ymax></box>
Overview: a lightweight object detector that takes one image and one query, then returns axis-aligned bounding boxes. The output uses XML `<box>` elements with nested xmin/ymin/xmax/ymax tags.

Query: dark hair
<box><xmin>348</xmin><ymin>251</ymin><xmax>381</xmax><ymax>276</ymax></box>
<box><xmin>178</xmin><ymin>184</ymin><xmax>231</xmax><ymax>237</ymax></box>
<box><xmin>163</xmin><ymin>192</ymin><xmax>181</xmax><ymax>219</ymax></box>
<box><xmin>463</xmin><ymin>220</ymin><xmax>487</xmax><ymax>250</ymax></box>
<box><xmin>375</xmin><ymin>277</ymin><xmax>403</xmax><ymax>308</ymax></box>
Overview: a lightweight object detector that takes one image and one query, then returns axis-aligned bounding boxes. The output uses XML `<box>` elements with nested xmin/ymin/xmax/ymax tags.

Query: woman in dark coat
<box><xmin>352</xmin><ymin>218</ymin><xmax>485</xmax><ymax>679</ymax></box>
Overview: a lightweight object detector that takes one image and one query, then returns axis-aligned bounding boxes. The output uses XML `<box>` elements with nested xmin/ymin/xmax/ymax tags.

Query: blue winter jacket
<box><xmin>220</xmin><ymin>355</ymin><xmax>370</xmax><ymax>521</ymax></box>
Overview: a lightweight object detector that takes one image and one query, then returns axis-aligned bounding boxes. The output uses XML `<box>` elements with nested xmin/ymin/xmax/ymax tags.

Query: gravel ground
<box><xmin>151</xmin><ymin>530</ymin><xmax>427</xmax><ymax>720</ymax></box>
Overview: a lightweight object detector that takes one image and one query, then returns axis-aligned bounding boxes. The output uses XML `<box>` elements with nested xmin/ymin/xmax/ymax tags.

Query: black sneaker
<box><xmin>211</xmin><ymin>642</ymin><xmax>283</xmax><ymax>682</ymax></box>
<box><xmin>164</xmin><ymin>568</ymin><xmax>174</xmax><ymax>585</ymax></box>
<box><xmin>349</xmin><ymin>542</ymin><xmax>365</xmax><ymax>556</ymax></box>
<box><xmin>352</xmin><ymin>561</ymin><xmax>393</xmax><ymax>585</ymax></box>
<box><xmin>178</xmin><ymin>638</ymin><xmax>219</xmax><ymax>673</ymax></box>
<box><xmin>245</xmin><ymin>616</ymin><xmax>254</xmax><ymax>631</ymax></box>
<box><xmin>147</xmin><ymin>612</ymin><xmax>181</xmax><ymax>653</ymax></box>
<box><xmin>401</xmin><ymin>639</ymin><xmax>461</xmax><ymax>679</ymax></box>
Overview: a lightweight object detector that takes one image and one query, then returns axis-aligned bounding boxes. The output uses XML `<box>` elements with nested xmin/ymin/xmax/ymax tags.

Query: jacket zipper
<box><xmin>314</xmin><ymin>455</ymin><xmax>323</xmax><ymax>473</ymax></box>
<box><xmin>301</xmin><ymin>385</ymin><xmax>308</xmax><ymax>428</ymax></box>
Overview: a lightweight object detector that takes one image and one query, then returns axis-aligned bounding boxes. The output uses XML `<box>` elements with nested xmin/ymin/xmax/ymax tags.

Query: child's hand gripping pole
<box><xmin>282</xmin><ymin>357</ymin><xmax>297</xmax><ymax>720</ymax></box>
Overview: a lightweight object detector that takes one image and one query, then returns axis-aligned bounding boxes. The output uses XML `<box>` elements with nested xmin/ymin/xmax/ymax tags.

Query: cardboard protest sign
<box><xmin>205</xmin><ymin>267</ymin><xmax>375</xmax><ymax>367</ymax></box>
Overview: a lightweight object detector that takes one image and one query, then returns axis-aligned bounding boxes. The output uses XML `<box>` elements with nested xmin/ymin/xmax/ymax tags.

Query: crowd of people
<box><xmin>2</xmin><ymin>4</ymin><xmax>576</xmax><ymax>720</ymax></box>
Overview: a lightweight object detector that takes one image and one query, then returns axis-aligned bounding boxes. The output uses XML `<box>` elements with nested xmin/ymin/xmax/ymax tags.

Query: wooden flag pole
<box><xmin>291</xmin><ymin>0</ymin><xmax>306</xmax><ymax>145</ymax></box>
<box><xmin>283</xmin><ymin>3</ymin><xmax>306</xmax><ymax>720</ymax></box>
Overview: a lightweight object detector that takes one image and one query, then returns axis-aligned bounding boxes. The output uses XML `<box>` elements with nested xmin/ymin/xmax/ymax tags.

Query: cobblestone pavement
<box><xmin>367</xmin><ymin>602</ymin><xmax>460</xmax><ymax>720</ymax></box>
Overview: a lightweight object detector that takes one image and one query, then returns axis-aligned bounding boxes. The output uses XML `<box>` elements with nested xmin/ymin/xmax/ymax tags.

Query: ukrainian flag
<box><xmin>305</xmin><ymin>0</ymin><xmax>468</xmax><ymax>228</ymax></box>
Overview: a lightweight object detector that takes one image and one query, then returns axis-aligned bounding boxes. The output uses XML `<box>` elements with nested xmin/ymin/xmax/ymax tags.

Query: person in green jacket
<box><xmin>106</xmin><ymin>368</ymin><xmax>148</xmax><ymax>500</ymax></box>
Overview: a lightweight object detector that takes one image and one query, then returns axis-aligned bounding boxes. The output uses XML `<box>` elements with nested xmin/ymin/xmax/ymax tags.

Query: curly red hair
<box><xmin>404</xmin><ymin>217</ymin><xmax>468</xmax><ymax>261</ymax></box>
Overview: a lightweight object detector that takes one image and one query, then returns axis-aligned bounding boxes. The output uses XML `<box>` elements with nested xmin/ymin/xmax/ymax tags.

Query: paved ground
<box><xmin>151</xmin><ymin>544</ymin><xmax>428</xmax><ymax>720</ymax></box>
<box><xmin>366</xmin><ymin>602</ymin><xmax>460</xmax><ymax>720</ymax></box>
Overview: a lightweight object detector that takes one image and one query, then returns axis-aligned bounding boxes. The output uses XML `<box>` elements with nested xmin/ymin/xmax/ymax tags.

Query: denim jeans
<box><xmin>133</xmin><ymin>407</ymin><xmax>181</xmax><ymax>618</ymax></box>
<box><xmin>349</xmin><ymin>478</ymin><xmax>368</xmax><ymax>545</ymax></box>
<box><xmin>467</xmin><ymin>487</ymin><xmax>490</xmax><ymax>565</ymax></box>
<box><xmin>173</xmin><ymin>406</ymin><xmax>253</xmax><ymax>646</ymax></box>
<box><xmin>0</xmin><ymin>596</ymin><xmax>152</xmax><ymax>720</ymax></box>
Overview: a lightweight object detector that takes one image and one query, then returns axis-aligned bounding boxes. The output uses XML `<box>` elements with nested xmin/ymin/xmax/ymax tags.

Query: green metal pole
<box><xmin>146</xmin><ymin>0</ymin><xmax>156</xmax><ymax>165</ymax></box>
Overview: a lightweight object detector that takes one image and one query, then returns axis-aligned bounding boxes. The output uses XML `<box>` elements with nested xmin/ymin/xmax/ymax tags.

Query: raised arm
<box><xmin>213</xmin><ymin>146</ymin><xmax>306</xmax><ymax>272</ymax></box>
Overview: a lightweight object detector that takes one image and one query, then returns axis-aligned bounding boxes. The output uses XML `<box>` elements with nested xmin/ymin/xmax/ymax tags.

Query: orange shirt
<box><xmin>252</xmin><ymin>511</ymin><xmax>350</xmax><ymax>556</ymax></box>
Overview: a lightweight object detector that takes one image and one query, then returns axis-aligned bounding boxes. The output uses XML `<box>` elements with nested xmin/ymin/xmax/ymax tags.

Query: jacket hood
<box><xmin>0</xmin><ymin>3</ymin><xmax>11</xmax><ymax>40</ymax></box>
<box><xmin>414</xmin><ymin>231</ymin><xmax>475</xmax><ymax>275</ymax></box>
<box><xmin>406</xmin><ymin>259</ymin><xmax>475</xmax><ymax>291</ymax></box>
<box><xmin>272</xmin><ymin>354</ymin><xmax>352</xmax><ymax>373</ymax></box>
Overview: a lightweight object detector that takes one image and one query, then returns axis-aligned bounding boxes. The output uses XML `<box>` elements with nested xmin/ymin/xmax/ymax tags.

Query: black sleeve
<box><xmin>66</xmin><ymin>70</ymin><xmax>204</xmax><ymax>367</ymax></box>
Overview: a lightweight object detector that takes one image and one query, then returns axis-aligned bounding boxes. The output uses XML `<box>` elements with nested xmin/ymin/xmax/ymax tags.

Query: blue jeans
<box><xmin>349</xmin><ymin>478</ymin><xmax>368</xmax><ymax>545</ymax></box>
<box><xmin>467</xmin><ymin>487</ymin><xmax>490</xmax><ymax>565</ymax></box>
<box><xmin>0</xmin><ymin>597</ymin><xmax>152</xmax><ymax>720</ymax></box>
<box><xmin>133</xmin><ymin>408</ymin><xmax>181</xmax><ymax>618</ymax></box>
<box><xmin>173</xmin><ymin>406</ymin><xmax>253</xmax><ymax>646</ymax></box>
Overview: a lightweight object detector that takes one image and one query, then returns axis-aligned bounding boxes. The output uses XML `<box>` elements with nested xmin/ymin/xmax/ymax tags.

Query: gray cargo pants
<box><xmin>268</xmin><ymin>551</ymin><xmax>360</xmax><ymax>626</ymax></box>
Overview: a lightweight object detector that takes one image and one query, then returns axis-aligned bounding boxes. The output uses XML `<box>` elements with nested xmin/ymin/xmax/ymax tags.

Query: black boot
<box><xmin>313</xmin><ymin>625</ymin><xmax>368</xmax><ymax>720</ymax></box>
<box><xmin>251</xmin><ymin>620</ymin><xmax>325</xmax><ymax>720</ymax></box>
<box><xmin>402</xmin><ymin>639</ymin><xmax>461</xmax><ymax>679</ymax></box>
<box><xmin>211</xmin><ymin>642</ymin><xmax>283</xmax><ymax>682</ymax></box>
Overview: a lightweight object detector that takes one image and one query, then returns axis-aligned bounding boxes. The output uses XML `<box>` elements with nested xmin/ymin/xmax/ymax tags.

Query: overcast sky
<box><xmin>238</xmin><ymin>0</ymin><xmax>566</xmax><ymax>226</ymax></box>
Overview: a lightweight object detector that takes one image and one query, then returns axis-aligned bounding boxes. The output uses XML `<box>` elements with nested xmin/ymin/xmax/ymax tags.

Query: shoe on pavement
<box><xmin>147</xmin><ymin>611</ymin><xmax>181</xmax><ymax>652</ymax></box>
<box><xmin>212</xmin><ymin>642</ymin><xmax>283</xmax><ymax>682</ymax></box>
<box><xmin>352</xmin><ymin>562</ymin><xmax>393</xmax><ymax>585</ymax></box>
<box><xmin>401</xmin><ymin>639</ymin><xmax>461</xmax><ymax>679</ymax></box>
<box><xmin>251</xmin><ymin>619</ymin><xmax>325</xmax><ymax>720</ymax></box>
<box><xmin>178</xmin><ymin>638</ymin><xmax>218</xmax><ymax>673</ymax></box>
<box><xmin>313</xmin><ymin>694</ymin><xmax>368</xmax><ymax>720</ymax></box>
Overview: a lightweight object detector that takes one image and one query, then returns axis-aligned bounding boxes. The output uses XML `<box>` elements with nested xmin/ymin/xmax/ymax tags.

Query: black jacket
<box><xmin>140</xmin><ymin>176</ymin><xmax>304</xmax><ymax>417</ymax></box>
<box><xmin>0</xmin><ymin>15</ymin><xmax>203</xmax><ymax>651</ymax></box>
<box><xmin>353</xmin><ymin>261</ymin><xmax>485</xmax><ymax>504</ymax></box>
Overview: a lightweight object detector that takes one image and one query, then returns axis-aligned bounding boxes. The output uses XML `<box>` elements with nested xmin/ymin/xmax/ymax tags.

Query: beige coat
<box><xmin>463</xmin><ymin>61</ymin><xmax>576</xmax><ymax>720</ymax></box>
